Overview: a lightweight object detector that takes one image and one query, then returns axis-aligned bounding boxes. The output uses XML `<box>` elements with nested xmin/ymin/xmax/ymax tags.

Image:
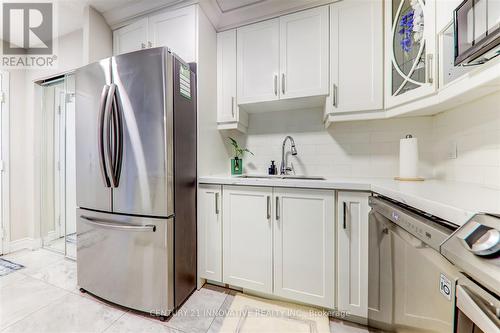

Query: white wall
<box><xmin>83</xmin><ymin>6</ymin><xmax>113</xmax><ymax>64</ymax></box>
<box><xmin>433</xmin><ymin>91</ymin><xmax>500</xmax><ymax>189</ymax></box>
<box><xmin>8</xmin><ymin>70</ymin><xmax>30</xmax><ymax>241</ymax></box>
<box><xmin>8</xmin><ymin>30</ymin><xmax>84</xmax><ymax>243</ymax></box>
<box><xmin>196</xmin><ymin>5</ymin><xmax>228</xmax><ymax>176</ymax></box>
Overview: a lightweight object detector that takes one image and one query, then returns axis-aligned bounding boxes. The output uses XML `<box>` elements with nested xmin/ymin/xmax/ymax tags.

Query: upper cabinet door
<box><xmin>329</xmin><ymin>0</ymin><xmax>383</xmax><ymax>113</ymax></box>
<box><xmin>279</xmin><ymin>6</ymin><xmax>329</xmax><ymax>99</ymax></box>
<box><xmin>237</xmin><ymin>19</ymin><xmax>280</xmax><ymax>104</ymax></box>
<box><xmin>217</xmin><ymin>30</ymin><xmax>237</xmax><ymax>123</ymax></box>
<box><xmin>385</xmin><ymin>0</ymin><xmax>437</xmax><ymax>108</ymax></box>
<box><xmin>113</xmin><ymin>18</ymin><xmax>148</xmax><ymax>55</ymax></box>
<box><xmin>148</xmin><ymin>6</ymin><xmax>196</xmax><ymax>63</ymax></box>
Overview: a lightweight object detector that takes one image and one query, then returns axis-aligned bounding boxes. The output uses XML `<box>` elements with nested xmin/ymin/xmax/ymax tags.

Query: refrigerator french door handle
<box><xmin>104</xmin><ymin>84</ymin><xmax>118</xmax><ymax>187</ymax></box>
<box><xmin>98</xmin><ymin>85</ymin><xmax>111</xmax><ymax>188</ymax></box>
<box><xmin>111</xmin><ymin>86</ymin><xmax>123</xmax><ymax>187</ymax></box>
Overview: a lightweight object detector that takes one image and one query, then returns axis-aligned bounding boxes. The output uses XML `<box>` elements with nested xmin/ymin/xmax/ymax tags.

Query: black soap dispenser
<box><xmin>268</xmin><ymin>161</ymin><xmax>277</xmax><ymax>175</ymax></box>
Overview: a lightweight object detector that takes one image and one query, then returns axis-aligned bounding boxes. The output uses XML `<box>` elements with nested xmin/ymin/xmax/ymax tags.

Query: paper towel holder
<box><xmin>395</xmin><ymin>134</ymin><xmax>425</xmax><ymax>181</ymax></box>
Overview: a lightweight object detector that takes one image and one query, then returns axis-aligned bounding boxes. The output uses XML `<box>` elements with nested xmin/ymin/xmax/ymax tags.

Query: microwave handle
<box><xmin>456</xmin><ymin>285</ymin><xmax>500</xmax><ymax>333</ymax></box>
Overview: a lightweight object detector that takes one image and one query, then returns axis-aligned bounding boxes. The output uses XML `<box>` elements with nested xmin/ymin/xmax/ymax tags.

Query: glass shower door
<box><xmin>40</xmin><ymin>73</ymin><xmax>77</xmax><ymax>259</ymax></box>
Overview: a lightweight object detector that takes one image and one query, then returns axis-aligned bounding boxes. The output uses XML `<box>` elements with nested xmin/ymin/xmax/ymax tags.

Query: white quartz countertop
<box><xmin>199</xmin><ymin>175</ymin><xmax>500</xmax><ymax>226</ymax></box>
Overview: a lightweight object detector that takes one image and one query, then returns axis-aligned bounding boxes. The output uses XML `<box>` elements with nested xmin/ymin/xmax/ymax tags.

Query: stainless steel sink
<box><xmin>236</xmin><ymin>175</ymin><xmax>326</xmax><ymax>180</ymax></box>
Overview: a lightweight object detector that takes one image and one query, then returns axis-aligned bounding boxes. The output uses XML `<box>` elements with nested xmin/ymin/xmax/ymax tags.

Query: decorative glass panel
<box><xmin>391</xmin><ymin>0</ymin><xmax>427</xmax><ymax>96</ymax></box>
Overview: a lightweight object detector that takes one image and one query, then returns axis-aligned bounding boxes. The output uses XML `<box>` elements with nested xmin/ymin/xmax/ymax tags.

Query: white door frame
<box><xmin>0</xmin><ymin>71</ymin><xmax>11</xmax><ymax>255</ymax></box>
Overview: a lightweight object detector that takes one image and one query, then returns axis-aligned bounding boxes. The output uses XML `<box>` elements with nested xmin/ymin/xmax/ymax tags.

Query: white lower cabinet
<box><xmin>337</xmin><ymin>191</ymin><xmax>370</xmax><ymax>319</ymax></box>
<box><xmin>274</xmin><ymin>188</ymin><xmax>335</xmax><ymax>308</ymax></box>
<box><xmin>216</xmin><ymin>185</ymin><xmax>335</xmax><ymax>308</ymax></box>
<box><xmin>198</xmin><ymin>184</ymin><xmax>223</xmax><ymax>282</ymax></box>
<box><xmin>222</xmin><ymin>186</ymin><xmax>273</xmax><ymax>293</ymax></box>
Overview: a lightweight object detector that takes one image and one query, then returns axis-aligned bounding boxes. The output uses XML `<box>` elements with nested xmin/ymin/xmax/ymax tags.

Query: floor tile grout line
<box><xmin>100</xmin><ymin>309</ymin><xmax>129</xmax><ymax>333</ymax></box>
<box><xmin>0</xmin><ymin>288</ymin><xmax>70</xmax><ymax>332</ymax></box>
<box><xmin>205</xmin><ymin>289</ymin><xmax>232</xmax><ymax>333</ymax></box>
<box><xmin>21</xmin><ymin>268</ymin><xmax>79</xmax><ymax>296</ymax></box>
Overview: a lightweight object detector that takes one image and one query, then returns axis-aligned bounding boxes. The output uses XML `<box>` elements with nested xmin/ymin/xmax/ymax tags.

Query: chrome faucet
<box><xmin>280</xmin><ymin>136</ymin><xmax>297</xmax><ymax>175</ymax></box>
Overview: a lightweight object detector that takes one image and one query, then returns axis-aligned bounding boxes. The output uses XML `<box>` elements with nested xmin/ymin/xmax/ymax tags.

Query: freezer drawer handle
<box><xmin>80</xmin><ymin>215</ymin><xmax>156</xmax><ymax>232</ymax></box>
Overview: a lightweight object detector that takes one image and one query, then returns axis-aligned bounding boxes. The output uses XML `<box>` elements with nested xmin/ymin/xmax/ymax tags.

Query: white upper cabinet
<box><xmin>279</xmin><ymin>6</ymin><xmax>329</xmax><ymax>99</ymax></box>
<box><xmin>337</xmin><ymin>192</ymin><xmax>370</xmax><ymax>319</ymax></box>
<box><xmin>198</xmin><ymin>184</ymin><xmax>222</xmax><ymax>282</ymax></box>
<box><xmin>237</xmin><ymin>19</ymin><xmax>280</xmax><ymax>104</ymax></box>
<box><xmin>273</xmin><ymin>188</ymin><xmax>335</xmax><ymax>308</ymax></box>
<box><xmin>385</xmin><ymin>0</ymin><xmax>437</xmax><ymax>108</ymax></box>
<box><xmin>326</xmin><ymin>0</ymin><xmax>383</xmax><ymax>115</ymax></box>
<box><xmin>222</xmin><ymin>186</ymin><xmax>273</xmax><ymax>293</ymax></box>
<box><xmin>113</xmin><ymin>18</ymin><xmax>148</xmax><ymax>55</ymax></box>
<box><xmin>112</xmin><ymin>6</ymin><xmax>196</xmax><ymax>62</ymax></box>
<box><xmin>217</xmin><ymin>29</ymin><xmax>248</xmax><ymax>132</ymax></box>
<box><xmin>148</xmin><ymin>6</ymin><xmax>196</xmax><ymax>63</ymax></box>
<box><xmin>217</xmin><ymin>30</ymin><xmax>237</xmax><ymax>123</ymax></box>
<box><xmin>236</xmin><ymin>6</ymin><xmax>329</xmax><ymax>106</ymax></box>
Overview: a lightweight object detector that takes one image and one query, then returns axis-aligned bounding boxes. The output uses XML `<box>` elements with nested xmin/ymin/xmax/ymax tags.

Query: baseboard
<box><xmin>6</xmin><ymin>237</ymin><xmax>42</xmax><ymax>253</ymax></box>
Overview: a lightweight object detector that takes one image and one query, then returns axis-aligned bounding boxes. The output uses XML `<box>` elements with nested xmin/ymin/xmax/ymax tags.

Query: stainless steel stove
<box><xmin>441</xmin><ymin>214</ymin><xmax>500</xmax><ymax>333</ymax></box>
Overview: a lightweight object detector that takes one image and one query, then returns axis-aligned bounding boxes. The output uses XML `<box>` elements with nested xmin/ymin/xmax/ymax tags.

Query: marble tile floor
<box><xmin>43</xmin><ymin>237</ymin><xmax>77</xmax><ymax>259</ymax></box>
<box><xmin>0</xmin><ymin>249</ymin><xmax>375</xmax><ymax>333</ymax></box>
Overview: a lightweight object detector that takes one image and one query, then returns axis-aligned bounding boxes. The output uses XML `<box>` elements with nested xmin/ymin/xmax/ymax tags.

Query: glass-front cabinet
<box><xmin>385</xmin><ymin>0</ymin><xmax>437</xmax><ymax>108</ymax></box>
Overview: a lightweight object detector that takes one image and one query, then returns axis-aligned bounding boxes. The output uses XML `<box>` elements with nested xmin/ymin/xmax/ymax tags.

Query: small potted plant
<box><xmin>228</xmin><ymin>137</ymin><xmax>253</xmax><ymax>175</ymax></box>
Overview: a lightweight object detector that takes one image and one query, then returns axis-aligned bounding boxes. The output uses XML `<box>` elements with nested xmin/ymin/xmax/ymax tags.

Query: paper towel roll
<box><xmin>399</xmin><ymin>135</ymin><xmax>419</xmax><ymax>178</ymax></box>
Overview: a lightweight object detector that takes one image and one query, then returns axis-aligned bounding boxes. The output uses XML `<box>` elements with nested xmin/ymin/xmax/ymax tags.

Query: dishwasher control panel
<box><xmin>369</xmin><ymin>196</ymin><xmax>457</xmax><ymax>251</ymax></box>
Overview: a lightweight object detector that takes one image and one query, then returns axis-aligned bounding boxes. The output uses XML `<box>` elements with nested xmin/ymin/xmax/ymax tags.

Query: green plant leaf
<box><xmin>227</xmin><ymin>137</ymin><xmax>253</xmax><ymax>158</ymax></box>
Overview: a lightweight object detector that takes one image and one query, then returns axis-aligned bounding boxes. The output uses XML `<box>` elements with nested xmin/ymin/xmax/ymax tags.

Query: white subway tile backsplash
<box><xmin>229</xmin><ymin>92</ymin><xmax>500</xmax><ymax>189</ymax></box>
<box><xmin>432</xmin><ymin>91</ymin><xmax>500</xmax><ymax>189</ymax></box>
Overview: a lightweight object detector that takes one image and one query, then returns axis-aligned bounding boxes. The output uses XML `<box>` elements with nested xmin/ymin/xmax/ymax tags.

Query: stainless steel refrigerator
<box><xmin>75</xmin><ymin>47</ymin><xmax>197</xmax><ymax>318</ymax></box>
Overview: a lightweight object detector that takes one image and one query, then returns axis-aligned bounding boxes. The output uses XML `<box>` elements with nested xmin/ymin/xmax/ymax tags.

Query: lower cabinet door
<box><xmin>337</xmin><ymin>191</ymin><xmax>370</xmax><ymax>319</ymax></box>
<box><xmin>198</xmin><ymin>184</ymin><xmax>222</xmax><ymax>282</ymax></box>
<box><xmin>223</xmin><ymin>186</ymin><xmax>273</xmax><ymax>293</ymax></box>
<box><xmin>274</xmin><ymin>188</ymin><xmax>335</xmax><ymax>308</ymax></box>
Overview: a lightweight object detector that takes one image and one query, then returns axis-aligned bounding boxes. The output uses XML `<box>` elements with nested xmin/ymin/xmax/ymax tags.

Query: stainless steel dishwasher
<box><xmin>367</xmin><ymin>196</ymin><xmax>461</xmax><ymax>333</ymax></box>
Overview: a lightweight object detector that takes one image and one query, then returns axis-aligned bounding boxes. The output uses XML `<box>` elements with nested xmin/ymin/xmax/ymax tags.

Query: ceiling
<box><xmin>215</xmin><ymin>0</ymin><xmax>267</xmax><ymax>13</ymax></box>
<box><xmin>54</xmin><ymin>0</ymin><xmax>336</xmax><ymax>35</ymax></box>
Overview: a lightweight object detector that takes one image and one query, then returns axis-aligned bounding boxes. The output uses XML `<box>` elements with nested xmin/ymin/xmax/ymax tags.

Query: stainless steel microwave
<box><xmin>454</xmin><ymin>0</ymin><xmax>500</xmax><ymax>65</ymax></box>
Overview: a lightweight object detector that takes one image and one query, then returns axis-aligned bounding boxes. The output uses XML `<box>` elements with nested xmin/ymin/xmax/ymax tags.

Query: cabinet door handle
<box><xmin>427</xmin><ymin>54</ymin><xmax>434</xmax><ymax>84</ymax></box>
<box><xmin>276</xmin><ymin>197</ymin><xmax>280</xmax><ymax>220</ymax></box>
<box><xmin>281</xmin><ymin>73</ymin><xmax>285</xmax><ymax>95</ymax></box>
<box><xmin>333</xmin><ymin>84</ymin><xmax>338</xmax><ymax>108</ymax></box>
<box><xmin>274</xmin><ymin>75</ymin><xmax>278</xmax><ymax>96</ymax></box>
<box><xmin>231</xmin><ymin>96</ymin><xmax>235</xmax><ymax>118</ymax></box>
<box><xmin>215</xmin><ymin>192</ymin><xmax>220</xmax><ymax>215</ymax></box>
<box><xmin>141</xmin><ymin>43</ymin><xmax>146</xmax><ymax>49</ymax></box>
<box><xmin>266</xmin><ymin>196</ymin><xmax>271</xmax><ymax>219</ymax></box>
<box><xmin>343</xmin><ymin>202</ymin><xmax>347</xmax><ymax>229</ymax></box>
